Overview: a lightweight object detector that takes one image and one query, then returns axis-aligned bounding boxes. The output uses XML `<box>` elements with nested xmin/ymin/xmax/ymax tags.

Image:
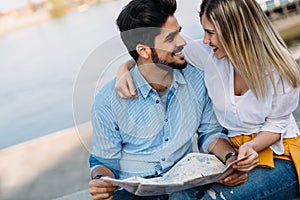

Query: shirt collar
<box><xmin>131</xmin><ymin>65</ymin><xmax>187</xmax><ymax>99</ymax></box>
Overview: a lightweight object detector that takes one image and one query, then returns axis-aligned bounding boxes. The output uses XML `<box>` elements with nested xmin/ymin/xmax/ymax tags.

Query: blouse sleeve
<box><xmin>259</xmin><ymin>75</ymin><xmax>300</xmax><ymax>154</ymax></box>
<box><xmin>260</xmin><ymin>77</ymin><xmax>299</xmax><ymax>133</ymax></box>
<box><xmin>183</xmin><ymin>39</ymin><xmax>212</xmax><ymax>71</ymax></box>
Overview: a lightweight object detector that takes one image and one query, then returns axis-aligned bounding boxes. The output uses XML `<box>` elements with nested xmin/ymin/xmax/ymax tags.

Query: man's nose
<box><xmin>177</xmin><ymin>34</ymin><xmax>187</xmax><ymax>46</ymax></box>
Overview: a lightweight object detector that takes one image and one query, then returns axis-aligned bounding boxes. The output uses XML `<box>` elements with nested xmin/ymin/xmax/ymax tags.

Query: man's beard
<box><xmin>151</xmin><ymin>48</ymin><xmax>187</xmax><ymax>70</ymax></box>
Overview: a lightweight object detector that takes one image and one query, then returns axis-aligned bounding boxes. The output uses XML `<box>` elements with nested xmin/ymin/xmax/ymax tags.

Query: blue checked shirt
<box><xmin>90</xmin><ymin>64</ymin><xmax>227</xmax><ymax>179</ymax></box>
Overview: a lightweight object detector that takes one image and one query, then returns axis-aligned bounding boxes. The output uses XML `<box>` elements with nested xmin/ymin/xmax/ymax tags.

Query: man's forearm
<box><xmin>208</xmin><ymin>138</ymin><xmax>236</xmax><ymax>163</ymax></box>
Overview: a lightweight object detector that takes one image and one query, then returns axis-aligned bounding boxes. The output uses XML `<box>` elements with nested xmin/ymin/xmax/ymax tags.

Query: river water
<box><xmin>0</xmin><ymin>0</ymin><xmax>299</xmax><ymax>149</ymax></box>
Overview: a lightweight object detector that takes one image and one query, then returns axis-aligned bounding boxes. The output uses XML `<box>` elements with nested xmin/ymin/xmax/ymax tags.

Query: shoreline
<box><xmin>0</xmin><ymin>3</ymin><xmax>97</xmax><ymax>37</ymax></box>
<box><xmin>1</xmin><ymin>13</ymin><xmax>300</xmax><ymax>60</ymax></box>
<box><xmin>0</xmin><ymin>10</ymin><xmax>51</xmax><ymax>37</ymax></box>
<box><xmin>1</xmin><ymin>2</ymin><xmax>300</xmax><ymax>44</ymax></box>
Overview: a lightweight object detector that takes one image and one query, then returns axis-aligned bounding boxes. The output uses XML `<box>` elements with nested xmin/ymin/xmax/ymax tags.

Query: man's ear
<box><xmin>136</xmin><ymin>44</ymin><xmax>151</xmax><ymax>59</ymax></box>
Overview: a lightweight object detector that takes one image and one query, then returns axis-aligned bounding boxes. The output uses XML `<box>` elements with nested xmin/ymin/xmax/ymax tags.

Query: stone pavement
<box><xmin>54</xmin><ymin>189</ymin><xmax>90</xmax><ymax>200</ymax></box>
<box><xmin>0</xmin><ymin>122</ymin><xmax>92</xmax><ymax>200</ymax></box>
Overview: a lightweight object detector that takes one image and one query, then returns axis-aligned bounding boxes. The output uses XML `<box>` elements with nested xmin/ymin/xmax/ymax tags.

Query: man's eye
<box><xmin>166</xmin><ymin>37</ymin><xmax>175</xmax><ymax>42</ymax></box>
<box><xmin>166</xmin><ymin>32</ymin><xmax>177</xmax><ymax>42</ymax></box>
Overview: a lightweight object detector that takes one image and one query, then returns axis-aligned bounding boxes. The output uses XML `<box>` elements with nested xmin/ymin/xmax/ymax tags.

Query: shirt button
<box><xmin>165</xmin><ymin>138</ymin><xmax>169</xmax><ymax>142</ymax></box>
<box><xmin>161</xmin><ymin>158</ymin><xmax>165</xmax><ymax>161</ymax></box>
<box><xmin>156</xmin><ymin>100</ymin><xmax>160</xmax><ymax>104</ymax></box>
<box><xmin>165</xmin><ymin>118</ymin><xmax>168</xmax><ymax>122</ymax></box>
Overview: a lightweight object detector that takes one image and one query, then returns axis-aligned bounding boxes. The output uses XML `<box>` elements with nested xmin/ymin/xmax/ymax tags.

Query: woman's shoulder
<box><xmin>183</xmin><ymin>39</ymin><xmax>213</xmax><ymax>70</ymax></box>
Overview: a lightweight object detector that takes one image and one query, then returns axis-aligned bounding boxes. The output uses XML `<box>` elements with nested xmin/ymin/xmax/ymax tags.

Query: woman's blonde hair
<box><xmin>200</xmin><ymin>0</ymin><xmax>300</xmax><ymax>99</ymax></box>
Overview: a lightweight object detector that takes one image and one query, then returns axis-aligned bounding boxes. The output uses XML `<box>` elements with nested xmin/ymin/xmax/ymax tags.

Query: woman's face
<box><xmin>201</xmin><ymin>14</ymin><xmax>227</xmax><ymax>59</ymax></box>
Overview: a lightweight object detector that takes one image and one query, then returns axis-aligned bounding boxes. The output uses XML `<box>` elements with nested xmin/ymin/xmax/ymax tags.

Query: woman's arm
<box><xmin>208</xmin><ymin>138</ymin><xmax>258</xmax><ymax>172</ymax></box>
<box><xmin>258</xmin><ymin>76</ymin><xmax>299</xmax><ymax>154</ymax></box>
<box><xmin>115</xmin><ymin>59</ymin><xmax>137</xmax><ymax>98</ymax></box>
<box><xmin>234</xmin><ymin>131</ymin><xmax>279</xmax><ymax>172</ymax></box>
<box><xmin>239</xmin><ymin>131</ymin><xmax>281</xmax><ymax>153</ymax></box>
<box><xmin>208</xmin><ymin>138</ymin><xmax>258</xmax><ymax>186</ymax></box>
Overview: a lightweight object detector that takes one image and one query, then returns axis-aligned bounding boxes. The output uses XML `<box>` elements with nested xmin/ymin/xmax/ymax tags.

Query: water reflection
<box><xmin>0</xmin><ymin>0</ymin><xmax>299</xmax><ymax>149</ymax></box>
<box><xmin>0</xmin><ymin>0</ymin><xmax>202</xmax><ymax>149</ymax></box>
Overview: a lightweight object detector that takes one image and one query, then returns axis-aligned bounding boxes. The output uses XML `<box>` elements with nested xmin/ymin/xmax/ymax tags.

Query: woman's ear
<box><xmin>136</xmin><ymin>44</ymin><xmax>151</xmax><ymax>59</ymax></box>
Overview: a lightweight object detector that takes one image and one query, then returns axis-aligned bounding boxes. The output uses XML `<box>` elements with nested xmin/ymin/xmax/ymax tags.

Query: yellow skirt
<box><xmin>230</xmin><ymin>134</ymin><xmax>300</xmax><ymax>189</ymax></box>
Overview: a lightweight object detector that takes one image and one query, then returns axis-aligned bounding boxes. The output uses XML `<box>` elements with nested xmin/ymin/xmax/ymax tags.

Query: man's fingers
<box><xmin>223</xmin><ymin>178</ymin><xmax>247</xmax><ymax>186</ymax></box>
<box><xmin>89</xmin><ymin>182</ymin><xmax>116</xmax><ymax>200</ymax></box>
<box><xmin>224</xmin><ymin>172</ymin><xmax>247</xmax><ymax>182</ymax></box>
<box><xmin>221</xmin><ymin>171</ymin><xmax>248</xmax><ymax>186</ymax></box>
<box><xmin>89</xmin><ymin>180</ymin><xmax>117</xmax><ymax>191</ymax></box>
<box><xmin>90</xmin><ymin>186</ymin><xmax>116</xmax><ymax>194</ymax></box>
<box><xmin>91</xmin><ymin>192</ymin><xmax>113</xmax><ymax>200</ymax></box>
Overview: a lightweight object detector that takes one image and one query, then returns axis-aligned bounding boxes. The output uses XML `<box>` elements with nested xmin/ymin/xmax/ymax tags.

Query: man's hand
<box><xmin>89</xmin><ymin>178</ymin><xmax>118</xmax><ymax>200</ymax></box>
<box><xmin>115</xmin><ymin>60</ymin><xmax>137</xmax><ymax>98</ymax></box>
<box><xmin>217</xmin><ymin>171</ymin><xmax>248</xmax><ymax>186</ymax></box>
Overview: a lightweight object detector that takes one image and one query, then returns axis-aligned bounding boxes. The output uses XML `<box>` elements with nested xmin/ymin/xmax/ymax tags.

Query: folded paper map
<box><xmin>101</xmin><ymin>153</ymin><xmax>251</xmax><ymax>196</ymax></box>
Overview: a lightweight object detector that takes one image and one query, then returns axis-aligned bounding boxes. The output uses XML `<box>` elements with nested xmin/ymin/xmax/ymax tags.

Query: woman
<box><xmin>115</xmin><ymin>0</ymin><xmax>300</xmax><ymax>199</ymax></box>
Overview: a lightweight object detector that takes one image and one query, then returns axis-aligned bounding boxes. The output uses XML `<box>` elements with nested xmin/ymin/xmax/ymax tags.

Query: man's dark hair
<box><xmin>116</xmin><ymin>0</ymin><xmax>177</xmax><ymax>61</ymax></box>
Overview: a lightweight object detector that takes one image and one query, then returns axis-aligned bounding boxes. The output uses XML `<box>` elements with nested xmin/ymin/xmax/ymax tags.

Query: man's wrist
<box><xmin>92</xmin><ymin>174</ymin><xmax>103</xmax><ymax>180</ymax></box>
<box><xmin>225</xmin><ymin>152</ymin><xmax>238</xmax><ymax>163</ymax></box>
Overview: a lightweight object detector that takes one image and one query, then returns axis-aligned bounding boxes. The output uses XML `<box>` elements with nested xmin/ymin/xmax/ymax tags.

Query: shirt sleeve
<box><xmin>89</xmin><ymin>154</ymin><xmax>119</xmax><ymax>179</ymax></box>
<box><xmin>197</xmin><ymin>95</ymin><xmax>230</xmax><ymax>153</ymax></box>
<box><xmin>90</xmin><ymin>90</ymin><xmax>122</xmax><ymax>177</ymax></box>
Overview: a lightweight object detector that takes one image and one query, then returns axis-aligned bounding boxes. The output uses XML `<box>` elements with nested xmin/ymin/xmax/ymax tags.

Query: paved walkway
<box><xmin>54</xmin><ymin>189</ymin><xmax>90</xmax><ymax>200</ymax></box>
<box><xmin>0</xmin><ymin>122</ymin><xmax>92</xmax><ymax>200</ymax></box>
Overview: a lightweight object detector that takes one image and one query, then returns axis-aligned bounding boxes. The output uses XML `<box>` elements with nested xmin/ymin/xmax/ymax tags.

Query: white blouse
<box><xmin>183</xmin><ymin>40</ymin><xmax>300</xmax><ymax>154</ymax></box>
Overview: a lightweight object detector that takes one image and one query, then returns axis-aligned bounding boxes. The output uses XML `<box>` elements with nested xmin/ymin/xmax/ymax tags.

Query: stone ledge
<box><xmin>54</xmin><ymin>189</ymin><xmax>90</xmax><ymax>200</ymax></box>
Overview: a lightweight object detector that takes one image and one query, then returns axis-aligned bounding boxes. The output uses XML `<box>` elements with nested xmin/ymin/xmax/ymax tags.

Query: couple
<box><xmin>89</xmin><ymin>0</ymin><xmax>300</xmax><ymax>199</ymax></box>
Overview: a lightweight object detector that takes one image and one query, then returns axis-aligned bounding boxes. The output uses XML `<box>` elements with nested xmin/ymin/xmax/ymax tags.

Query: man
<box><xmin>88</xmin><ymin>0</ymin><xmax>244</xmax><ymax>199</ymax></box>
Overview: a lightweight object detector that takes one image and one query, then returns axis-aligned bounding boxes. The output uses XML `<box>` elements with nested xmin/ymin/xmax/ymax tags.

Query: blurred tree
<box><xmin>28</xmin><ymin>0</ymin><xmax>38</xmax><ymax>12</ymax></box>
<box><xmin>47</xmin><ymin>0</ymin><xmax>66</xmax><ymax>18</ymax></box>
